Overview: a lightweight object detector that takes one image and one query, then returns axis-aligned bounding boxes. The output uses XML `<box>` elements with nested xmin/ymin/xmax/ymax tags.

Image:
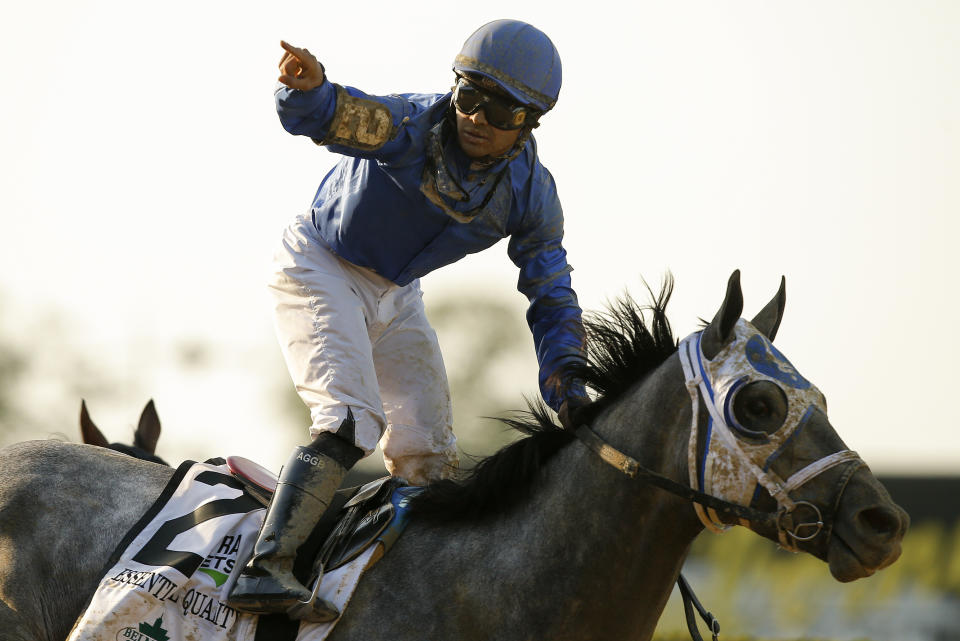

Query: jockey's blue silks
<box><xmin>678</xmin><ymin>320</ymin><xmax>861</xmax><ymax>544</ymax></box>
<box><xmin>276</xmin><ymin>80</ymin><xmax>582</xmax><ymax>411</ymax></box>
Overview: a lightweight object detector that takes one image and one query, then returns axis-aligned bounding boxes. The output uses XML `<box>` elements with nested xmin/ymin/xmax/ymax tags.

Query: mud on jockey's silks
<box><xmin>276</xmin><ymin>79</ymin><xmax>565</xmax><ymax>287</ymax></box>
<box><xmin>276</xmin><ymin>77</ymin><xmax>582</xmax><ymax>409</ymax></box>
<box><xmin>678</xmin><ymin>319</ymin><xmax>861</xmax><ymax>548</ymax></box>
<box><xmin>308</xmin><ymin>81</ymin><xmax>532</xmax><ymax>228</ymax></box>
<box><xmin>420</xmin><ymin>115</ymin><xmax>531</xmax><ymax>224</ymax></box>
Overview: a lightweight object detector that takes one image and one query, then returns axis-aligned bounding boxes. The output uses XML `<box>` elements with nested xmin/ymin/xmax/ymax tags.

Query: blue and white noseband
<box><xmin>679</xmin><ymin>319</ymin><xmax>860</xmax><ymax>548</ymax></box>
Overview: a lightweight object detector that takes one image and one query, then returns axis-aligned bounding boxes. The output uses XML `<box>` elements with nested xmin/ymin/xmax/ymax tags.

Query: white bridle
<box><xmin>678</xmin><ymin>320</ymin><xmax>862</xmax><ymax>550</ymax></box>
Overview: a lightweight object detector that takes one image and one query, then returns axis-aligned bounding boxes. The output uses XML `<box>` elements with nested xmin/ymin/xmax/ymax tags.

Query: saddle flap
<box><xmin>344</xmin><ymin>476</ymin><xmax>393</xmax><ymax>508</ymax></box>
<box><xmin>313</xmin><ymin>476</ymin><xmax>407</xmax><ymax>574</ymax></box>
<box><xmin>325</xmin><ymin>502</ymin><xmax>396</xmax><ymax>571</ymax></box>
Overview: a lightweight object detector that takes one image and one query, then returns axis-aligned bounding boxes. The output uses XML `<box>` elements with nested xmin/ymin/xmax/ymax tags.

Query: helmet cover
<box><xmin>453</xmin><ymin>19</ymin><xmax>562</xmax><ymax>112</ymax></box>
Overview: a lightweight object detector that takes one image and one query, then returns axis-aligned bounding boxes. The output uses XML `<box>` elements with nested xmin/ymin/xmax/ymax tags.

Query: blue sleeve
<box><xmin>275</xmin><ymin>81</ymin><xmax>339</xmax><ymax>137</ymax></box>
<box><xmin>507</xmin><ymin>172</ymin><xmax>588</xmax><ymax>411</ymax></box>
<box><xmin>275</xmin><ymin>82</ymin><xmax>438</xmax><ymax>162</ymax></box>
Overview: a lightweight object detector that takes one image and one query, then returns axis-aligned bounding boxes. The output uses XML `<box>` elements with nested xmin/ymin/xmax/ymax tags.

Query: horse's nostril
<box><xmin>857</xmin><ymin>505</ymin><xmax>903</xmax><ymax>537</ymax></box>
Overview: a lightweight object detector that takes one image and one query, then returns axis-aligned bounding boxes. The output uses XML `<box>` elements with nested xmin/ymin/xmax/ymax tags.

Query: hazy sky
<box><xmin>0</xmin><ymin>1</ymin><xmax>957</xmax><ymax>472</ymax></box>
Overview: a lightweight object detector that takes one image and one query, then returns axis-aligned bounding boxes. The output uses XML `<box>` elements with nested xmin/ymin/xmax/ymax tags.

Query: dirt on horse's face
<box><xmin>688</xmin><ymin>272</ymin><xmax>908</xmax><ymax>581</ymax></box>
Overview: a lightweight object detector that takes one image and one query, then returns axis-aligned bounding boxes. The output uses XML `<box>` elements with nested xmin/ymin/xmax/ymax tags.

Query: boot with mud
<box><xmin>226</xmin><ymin>426</ymin><xmax>363</xmax><ymax>622</ymax></box>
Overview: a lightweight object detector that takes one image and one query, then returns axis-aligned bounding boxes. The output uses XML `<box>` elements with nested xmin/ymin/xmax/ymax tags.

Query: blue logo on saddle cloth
<box><xmin>745</xmin><ymin>335</ymin><xmax>811</xmax><ymax>390</ymax></box>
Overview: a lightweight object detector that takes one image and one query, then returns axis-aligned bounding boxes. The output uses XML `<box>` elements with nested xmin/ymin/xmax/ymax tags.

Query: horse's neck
<box><xmin>501</xmin><ymin>434</ymin><xmax>700</xmax><ymax>639</ymax></box>
<box><xmin>534</xmin><ymin>356</ymin><xmax>702</xmax><ymax>638</ymax></box>
<box><xmin>382</xmin><ymin>357</ymin><xmax>702</xmax><ymax>641</ymax></box>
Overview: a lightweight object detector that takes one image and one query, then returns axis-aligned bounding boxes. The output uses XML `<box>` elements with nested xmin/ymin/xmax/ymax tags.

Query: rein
<box><xmin>574</xmin><ymin>425</ymin><xmax>782</xmax><ymax>530</ymax></box>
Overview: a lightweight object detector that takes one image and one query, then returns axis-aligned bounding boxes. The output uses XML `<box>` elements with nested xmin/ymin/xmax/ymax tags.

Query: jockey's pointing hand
<box><xmin>278</xmin><ymin>40</ymin><xmax>325</xmax><ymax>91</ymax></box>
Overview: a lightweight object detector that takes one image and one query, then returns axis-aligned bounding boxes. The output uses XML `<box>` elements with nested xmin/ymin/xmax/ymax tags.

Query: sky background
<box><xmin>0</xmin><ymin>1</ymin><xmax>957</xmax><ymax>475</ymax></box>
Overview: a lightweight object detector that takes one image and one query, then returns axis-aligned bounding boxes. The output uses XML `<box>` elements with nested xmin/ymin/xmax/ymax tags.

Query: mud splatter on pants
<box><xmin>269</xmin><ymin>214</ymin><xmax>459</xmax><ymax>486</ymax></box>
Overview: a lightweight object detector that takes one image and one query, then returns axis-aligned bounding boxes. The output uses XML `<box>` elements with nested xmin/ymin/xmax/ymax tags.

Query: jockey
<box><xmin>226</xmin><ymin>19</ymin><xmax>588</xmax><ymax>621</ymax></box>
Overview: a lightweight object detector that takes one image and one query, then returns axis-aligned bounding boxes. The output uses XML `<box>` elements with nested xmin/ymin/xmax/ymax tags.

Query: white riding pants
<box><xmin>269</xmin><ymin>214</ymin><xmax>458</xmax><ymax>485</ymax></box>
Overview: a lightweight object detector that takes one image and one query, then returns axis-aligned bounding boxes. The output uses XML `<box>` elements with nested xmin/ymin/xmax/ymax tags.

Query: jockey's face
<box><xmin>455</xmin><ymin>107</ymin><xmax>523</xmax><ymax>159</ymax></box>
<box><xmin>453</xmin><ymin>76</ymin><xmax>525</xmax><ymax>159</ymax></box>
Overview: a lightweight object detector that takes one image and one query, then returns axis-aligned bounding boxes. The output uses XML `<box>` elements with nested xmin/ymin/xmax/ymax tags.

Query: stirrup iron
<box><xmin>285</xmin><ymin>564</ymin><xmax>340</xmax><ymax>623</ymax></box>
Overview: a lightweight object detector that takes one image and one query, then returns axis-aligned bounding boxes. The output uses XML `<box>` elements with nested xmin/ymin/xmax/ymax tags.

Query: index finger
<box><xmin>280</xmin><ymin>40</ymin><xmax>307</xmax><ymax>59</ymax></box>
<box><xmin>279</xmin><ymin>40</ymin><xmax>304</xmax><ymax>69</ymax></box>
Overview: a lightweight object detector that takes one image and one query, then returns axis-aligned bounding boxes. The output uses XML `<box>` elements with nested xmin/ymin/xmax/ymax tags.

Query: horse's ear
<box><xmin>702</xmin><ymin>270</ymin><xmax>744</xmax><ymax>359</ymax></box>
<box><xmin>79</xmin><ymin>400</ymin><xmax>110</xmax><ymax>448</ymax></box>
<box><xmin>134</xmin><ymin>399</ymin><xmax>162</xmax><ymax>455</ymax></box>
<box><xmin>751</xmin><ymin>276</ymin><xmax>786</xmax><ymax>341</ymax></box>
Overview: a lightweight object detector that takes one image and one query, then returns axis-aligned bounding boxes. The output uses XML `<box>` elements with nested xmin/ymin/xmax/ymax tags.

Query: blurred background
<box><xmin>1</xmin><ymin>1</ymin><xmax>956</xmax><ymax>639</ymax></box>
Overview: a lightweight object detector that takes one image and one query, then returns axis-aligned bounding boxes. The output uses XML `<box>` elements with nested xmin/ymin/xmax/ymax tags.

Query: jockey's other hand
<box><xmin>558</xmin><ymin>397</ymin><xmax>588</xmax><ymax>432</ymax></box>
<box><xmin>278</xmin><ymin>40</ymin><xmax>325</xmax><ymax>91</ymax></box>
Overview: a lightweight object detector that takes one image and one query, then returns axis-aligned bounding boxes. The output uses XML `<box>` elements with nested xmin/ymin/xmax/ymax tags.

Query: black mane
<box><xmin>409</xmin><ymin>276</ymin><xmax>678</xmax><ymax>522</ymax></box>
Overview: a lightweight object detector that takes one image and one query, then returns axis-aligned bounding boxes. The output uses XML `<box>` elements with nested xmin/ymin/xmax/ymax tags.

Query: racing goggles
<box><xmin>452</xmin><ymin>77</ymin><xmax>534</xmax><ymax>130</ymax></box>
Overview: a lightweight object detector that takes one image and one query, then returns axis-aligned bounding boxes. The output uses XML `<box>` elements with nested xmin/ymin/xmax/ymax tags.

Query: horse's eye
<box><xmin>731</xmin><ymin>380</ymin><xmax>788</xmax><ymax>436</ymax></box>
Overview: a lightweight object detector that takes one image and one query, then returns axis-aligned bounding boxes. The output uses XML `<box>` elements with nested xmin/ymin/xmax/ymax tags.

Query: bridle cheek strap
<box><xmin>678</xmin><ymin>331</ymin><xmax>863</xmax><ymax>548</ymax></box>
<box><xmin>680</xmin><ymin>337</ymin><xmax>790</xmax><ymax>532</ymax></box>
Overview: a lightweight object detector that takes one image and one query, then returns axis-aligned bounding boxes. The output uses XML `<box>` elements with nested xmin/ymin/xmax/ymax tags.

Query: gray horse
<box><xmin>0</xmin><ymin>272</ymin><xmax>908</xmax><ymax>641</ymax></box>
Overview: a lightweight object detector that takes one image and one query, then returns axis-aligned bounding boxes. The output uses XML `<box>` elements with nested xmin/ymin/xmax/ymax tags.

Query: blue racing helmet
<box><xmin>453</xmin><ymin>19</ymin><xmax>562</xmax><ymax>113</ymax></box>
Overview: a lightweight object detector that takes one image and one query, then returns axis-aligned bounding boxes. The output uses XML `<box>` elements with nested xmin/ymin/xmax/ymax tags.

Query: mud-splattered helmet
<box><xmin>453</xmin><ymin>19</ymin><xmax>562</xmax><ymax>113</ymax></box>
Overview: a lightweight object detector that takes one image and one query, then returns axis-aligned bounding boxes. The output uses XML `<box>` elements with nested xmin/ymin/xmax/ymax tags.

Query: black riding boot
<box><xmin>226</xmin><ymin>429</ymin><xmax>363</xmax><ymax>621</ymax></box>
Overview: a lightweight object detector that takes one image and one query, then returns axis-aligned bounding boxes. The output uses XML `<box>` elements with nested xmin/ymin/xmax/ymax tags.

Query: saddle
<box><xmin>225</xmin><ymin>455</ymin><xmax>416</xmax><ymax>576</ymax></box>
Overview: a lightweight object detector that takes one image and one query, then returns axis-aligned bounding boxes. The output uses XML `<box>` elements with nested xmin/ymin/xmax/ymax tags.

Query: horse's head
<box><xmin>79</xmin><ymin>399</ymin><xmax>169</xmax><ymax>466</ymax></box>
<box><xmin>690</xmin><ymin>270</ymin><xmax>908</xmax><ymax>581</ymax></box>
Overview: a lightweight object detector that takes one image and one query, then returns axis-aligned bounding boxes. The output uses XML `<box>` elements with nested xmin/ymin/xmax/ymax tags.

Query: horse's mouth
<box><xmin>827</xmin><ymin>532</ymin><xmax>902</xmax><ymax>582</ymax></box>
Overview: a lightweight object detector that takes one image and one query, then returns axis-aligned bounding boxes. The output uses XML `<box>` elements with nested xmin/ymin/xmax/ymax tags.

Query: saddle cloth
<box><xmin>67</xmin><ymin>460</ymin><xmax>414</xmax><ymax>641</ymax></box>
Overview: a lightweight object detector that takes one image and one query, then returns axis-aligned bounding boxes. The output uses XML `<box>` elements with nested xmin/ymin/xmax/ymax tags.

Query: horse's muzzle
<box><xmin>827</xmin><ymin>473</ymin><xmax>910</xmax><ymax>582</ymax></box>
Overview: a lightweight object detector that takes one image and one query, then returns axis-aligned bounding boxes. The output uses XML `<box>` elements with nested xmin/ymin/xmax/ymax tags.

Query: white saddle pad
<box><xmin>67</xmin><ymin>460</ymin><xmax>377</xmax><ymax>641</ymax></box>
